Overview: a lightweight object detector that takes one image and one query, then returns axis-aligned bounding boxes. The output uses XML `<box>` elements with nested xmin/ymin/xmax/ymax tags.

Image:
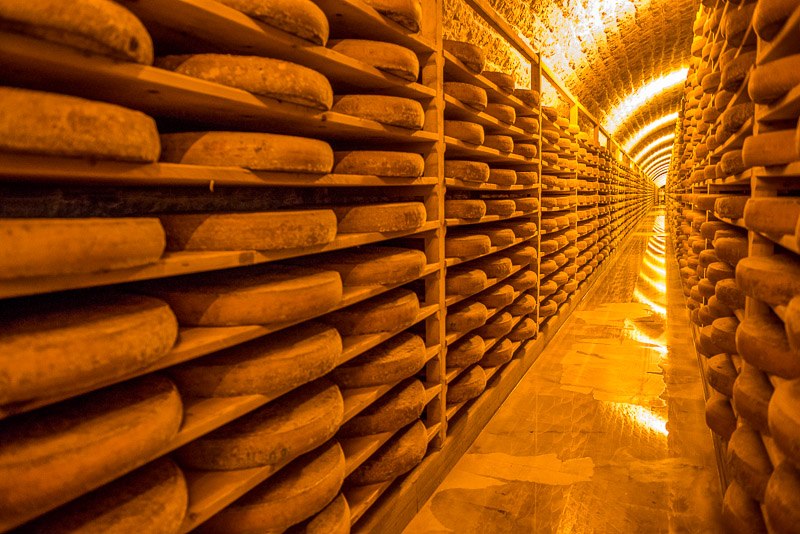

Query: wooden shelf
<box><xmin>757</xmin><ymin>4</ymin><xmax>800</xmax><ymax>66</ymax></box>
<box><xmin>444</xmin><ymin>178</ymin><xmax>539</xmax><ymax>191</ymax></box>
<box><xmin>712</xmin><ymin>117</ymin><xmax>752</xmax><ymax>157</ymax></box>
<box><xmin>758</xmin><ymin>83</ymin><xmax>800</xmax><ymax>123</ymax></box>
<box><xmin>445</xmin><ymin>233</ymin><xmax>539</xmax><ymax>267</ymax></box>
<box><xmin>444</xmin><ymin>262</ymin><xmax>525</xmax><ymax>307</ymax></box>
<box><xmin>445</xmin><ymin>209</ymin><xmax>537</xmax><ymax>228</ymax></box>
<box><xmin>444</xmin><ymin>136</ymin><xmax>537</xmax><ymax>164</ymax></box>
<box><xmin>0</xmin><ymin>32</ymin><xmax>438</xmax><ymax>143</ymax></box>
<box><xmin>717</xmin><ymin>216</ymin><xmax>746</xmax><ymax>230</ymax></box>
<box><xmin>443</xmin><ymin>95</ymin><xmax>537</xmax><ymax>141</ymax></box>
<box><xmin>0</xmin><ymin>222</ymin><xmax>440</xmax><ymax>301</ymax></box>
<box><xmin>754</xmin><ymin>160</ymin><xmax>800</xmax><ymax>179</ymax></box>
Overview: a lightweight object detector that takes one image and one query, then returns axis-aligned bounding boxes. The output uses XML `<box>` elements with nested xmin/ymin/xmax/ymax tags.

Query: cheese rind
<box><xmin>479</xmin><ymin>338</ymin><xmax>514</xmax><ymax>367</ymax></box>
<box><xmin>332</xmin><ymin>202</ymin><xmax>426</xmax><ymax>233</ymax></box>
<box><xmin>708</xmin><ymin>354</ymin><xmax>737</xmax><ymax>396</ymax></box>
<box><xmin>768</xmin><ymin>379</ymin><xmax>800</xmax><ymax>465</ymax></box>
<box><xmin>733</xmin><ymin>363</ymin><xmax>773</xmax><ymax>434</ymax></box>
<box><xmin>475</xmin><ymin>311</ymin><xmax>513</xmax><ymax>339</ymax></box>
<box><xmin>331</xmin><ymin>331</ymin><xmax>426</xmax><ymax>388</ymax></box>
<box><xmin>291</xmin><ymin>246</ymin><xmax>426</xmax><ymax>287</ymax></box>
<box><xmin>333</xmin><ymin>150</ymin><xmax>425</xmax><ymax>177</ymax></box>
<box><xmin>445</xmin><ymin>120</ymin><xmax>485</xmax><ymax>144</ymax></box>
<box><xmin>706</xmin><ymin>391</ymin><xmax>737</xmax><ymax>440</ymax></box>
<box><xmin>285</xmin><ymin>492</ymin><xmax>350</xmax><ymax>534</ymax></box>
<box><xmin>362</xmin><ymin>0</ymin><xmax>422</xmax><ymax>32</ymax></box>
<box><xmin>445</xmin><ymin>160</ymin><xmax>490</xmax><ymax>183</ymax></box>
<box><xmin>744</xmin><ymin>198</ymin><xmax>800</xmax><ymax>236</ymax></box>
<box><xmin>330</xmin><ymin>39</ymin><xmax>419</xmax><ymax>82</ymax></box>
<box><xmin>488</xmin><ymin>168</ymin><xmax>517</xmax><ymax>185</ymax></box>
<box><xmin>347</xmin><ymin>420</ymin><xmax>427</xmax><ymax>485</ymax></box>
<box><xmin>445</xmin><ymin>234</ymin><xmax>491</xmax><ymax>257</ymax></box>
<box><xmin>482</xmin><ymin>71</ymin><xmax>514</xmax><ymax>92</ymax></box>
<box><xmin>749</xmin><ymin>55</ymin><xmax>800</xmax><ymax>104</ymax></box>
<box><xmin>484</xmin><ymin>103</ymin><xmax>516</xmax><ymax>124</ymax></box>
<box><xmin>483</xmin><ymin>134</ymin><xmax>513</xmax><ymax>152</ymax></box>
<box><xmin>217</xmin><ymin>0</ymin><xmax>329</xmax><ymax>45</ymax></box>
<box><xmin>446</xmin><ymin>334</ymin><xmax>485</xmax><ymax>368</ymax></box>
<box><xmin>737</xmin><ymin>313</ymin><xmax>800</xmax><ymax>379</ymax></box>
<box><xmin>478</xmin><ymin>284</ymin><xmax>514</xmax><ymax>309</ymax></box>
<box><xmin>323</xmin><ymin>288</ymin><xmax>419</xmax><ymax>336</ymax></box>
<box><xmin>446</xmin><ymin>267</ymin><xmax>487</xmax><ymax>295</ymax></box>
<box><xmin>445</xmin><ymin>199</ymin><xmax>487</xmax><ymax>220</ymax></box>
<box><xmin>447</xmin><ymin>365</ymin><xmax>486</xmax><ymax>403</ymax></box>
<box><xmin>443</xmin><ymin>40</ymin><xmax>485</xmax><ymax>73</ymax></box>
<box><xmin>444</xmin><ymin>82</ymin><xmax>487</xmax><ymax>111</ymax></box>
<box><xmin>508</xmin><ymin>317</ymin><xmax>537</xmax><ymax>341</ymax></box>
<box><xmin>332</xmin><ymin>95</ymin><xmax>424</xmax><ymax>129</ymax></box>
<box><xmin>728</xmin><ymin>424</ymin><xmax>773</xmax><ymax>502</ymax></box>
<box><xmin>483</xmin><ymin>199</ymin><xmax>516</xmax><ymax>217</ymax></box>
<box><xmin>446</xmin><ymin>301</ymin><xmax>488</xmax><ymax>333</ymax></box>
<box><xmin>338</xmin><ymin>378</ymin><xmax>425</xmax><ymax>438</ymax></box>
<box><xmin>765</xmin><ymin>461</ymin><xmax>800</xmax><ymax>534</ymax></box>
<box><xmin>723</xmin><ymin>480</ymin><xmax>767</xmax><ymax>534</ymax></box>
<box><xmin>736</xmin><ymin>254</ymin><xmax>800</xmax><ymax>306</ymax></box>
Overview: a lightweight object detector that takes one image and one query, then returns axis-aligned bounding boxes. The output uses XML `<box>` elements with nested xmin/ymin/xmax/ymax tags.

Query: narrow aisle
<box><xmin>403</xmin><ymin>209</ymin><xmax>724</xmax><ymax>534</ymax></box>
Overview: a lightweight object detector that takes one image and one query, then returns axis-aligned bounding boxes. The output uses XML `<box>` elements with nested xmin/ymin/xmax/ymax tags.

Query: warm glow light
<box><xmin>634</xmin><ymin>288</ymin><xmax>667</xmax><ymax>317</ymax></box>
<box><xmin>605</xmin><ymin>69</ymin><xmax>689</xmax><ymax>134</ymax></box>
<box><xmin>634</xmin><ymin>134</ymin><xmax>674</xmax><ymax>162</ymax></box>
<box><xmin>640</xmin><ymin>146</ymin><xmax>673</xmax><ymax>169</ymax></box>
<box><xmin>639</xmin><ymin>271</ymin><xmax>667</xmax><ymax>293</ymax></box>
<box><xmin>602</xmin><ymin>401</ymin><xmax>668</xmax><ymax>436</ymax></box>
<box><xmin>646</xmin><ymin>162</ymin><xmax>671</xmax><ymax>177</ymax></box>
<box><xmin>623</xmin><ymin>113</ymin><xmax>679</xmax><ymax>152</ymax></box>
<box><xmin>644</xmin><ymin>158</ymin><xmax>671</xmax><ymax>176</ymax></box>
<box><xmin>643</xmin><ymin>257</ymin><xmax>666</xmax><ymax>276</ymax></box>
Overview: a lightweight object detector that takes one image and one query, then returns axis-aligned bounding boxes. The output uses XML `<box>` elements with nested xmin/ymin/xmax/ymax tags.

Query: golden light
<box><xmin>634</xmin><ymin>134</ymin><xmax>674</xmax><ymax>162</ymax></box>
<box><xmin>623</xmin><ymin>112</ymin><xmax>679</xmax><ymax>152</ymax></box>
<box><xmin>643</xmin><ymin>257</ymin><xmax>666</xmax><ymax>276</ymax></box>
<box><xmin>604</xmin><ymin>68</ymin><xmax>689</xmax><ymax>135</ymax></box>
<box><xmin>634</xmin><ymin>288</ymin><xmax>667</xmax><ymax>317</ymax></box>
<box><xmin>640</xmin><ymin>146</ymin><xmax>673</xmax><ymax>170</ymax></box>
<box><xmin>601</xmin><ymin>401</ymin><xmax>668</xmax><ymax>436</ymax></box>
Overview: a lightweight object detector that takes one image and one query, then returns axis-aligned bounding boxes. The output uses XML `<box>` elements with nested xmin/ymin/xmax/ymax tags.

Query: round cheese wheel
<box><xmin>709</xmin><ymin>295</ymin><xmax>733</xmax><ymax>318</ymax></box>
<box><xmin>285</xmin><ymin>492</ymin><xmax>350</xmax><ymax>534</ymax></box>
<box><xmin>143</xmin><ymin>264</ymin><xmax>342</xmax><ymax>326</ymax></box>
<box><xmin>217</xmin><ymin>0</ymin><xmax>329</xmax><ymax>45</ymax></box>
<box><xmin>447</xmin><ymin>365</ymin><xmax>486</xmax><ymax>403</ymax></box>
<box><xmin>323</xmin><ymin>288</ymin><xmax>419</xmax><ymax>335</ymax></box>
<box><xmin>0</xmin><ymin>292</ymin><xmax>177</xmax><ymax>407</ymax></box>
<box><xmin>764</xmin><ymin>461</ymin><xmax>800</xmax><ymax>534</ymax></box>
<box><xmin>716</xmin><ymin>278</ymin><xmax>747</xmax><ymax>310</ymax></box>
<box><xmin>705</xmin><ymin>391</ymin><xmax>736</xmax><ymax>440</ymax></box>
<box><xmin>333</xmin><ymin>150</ymin><xmax>425</xmax><ymax>177</ymax></box>
<box><xmin>505</xmin><ymin>221</ymin><xmax>538</xmax><ymax>238</ymax></box>
<box><xmin>332</xmin><ymin>202</ymin><xmax>426</xmax><ymax>233</ymax></box>
<box><xmin>550</xmin><ymin>290</ymin><xmax>567</xmax><ymax>304</ymax></box>
<box><xmin>472</xmin><ymin>256</ymin><xmax>512</xmax><ymax>278</ymax></box>
<box><xmin>733</xmin><ymin>363</ymin><xmax>773</xmax><ymax>433</ymax></box>
<box><xmin>563</xmin><ymin>280</ymin><xmax>578</xmax><ymax>293</ymax></box>
<box><xmin>487</xmin><ymin>168</ymin><xmax>517</xmax><ymax>185</ymax></box>
<box><xmin>1</xmin><ymin>0</ymin><xmax>154</xmax><ymax>63</ymax></box>
<box><xmin>483</xmin><ymin>199</ymin><xmax>516</xmax><ymax>217</ymax></box>
<box><xmin>728</xmin><ymin>424</ymin><xmax>773</xmax><ymax>502</ymax></box>
<box><xmin>477</xmin><ymin>284</ymin><xmax>514</xmax><ymax>309</ymax></box>
<box><xmin>1</xmin><ymin>221</ymin><xmax>164</xmax><ymax>280</ymax></box>
<box><xmin>483</xmin><ymin>228</ymin><xmax>515</xmax><ymax>246</ymax></box>
<box><xmin>541</xmin><ymin>106</ymin><xmax>558</xmax><ymax>122</ymax></box>
<box><xmin>160</xmin><ymin>210</ymin><xmax>337</xmax><ymax>251</ymax></box>
<box><xmin>714</xmin><ymin>237</ymin><xmax>747</xmax><ymax>266</ymax></box>
<box><xmin>786</xmin><ymin>296</ymin><xmax>800</xmax><ymax>352</ymax></box>
<box><xmin>332</xmin><ymin>95</ymin><xmax>424</xmax><ymax>129</ymax></box>
<box><xmin>443</xmin><ymin>40</ymin><xmax>485</xmax><ymax>73</ymax></box>
<box><xmin>508</xmin><ymin>317</ymin><xmax>537</xmax><ymax>341</ymax></box>
<box><xmin>474</xmin><ymin>311</ymin><xmax>513</xmax><ymax>339</ymax></box>
<box><xmin>169</xmin><ymin>321</ymin><xmax>340</xmax><ymax>398</ymax></box>
<box><xmin>708</xmin><ymin>262</ymin><xmax>735</xmax><ymax>283</ymax></box>
<box><xmin>550</xmin><ymin>271</ymin><xmax>569</xmax><ymax>286</ymax></box>
<box><xmin>539</xmin><ymin>299</ymin><xmax>557</xmax><ymax>317</ymax></box>
<box><xmin>507</xmin><ymin>292</ymin><xmax>537</xmax><ymax>316</ymax></box>
<box><xmin>514</xmin><ymin>89</ymin><xmax>539</xmax><ymax>107</ymax></box>
<box><xmin>708</xmin><ymin>354</ymin><xmax>737</xmax><ymax>396</ymax></box>
<box><xmin>445</xmin><ymin>199</ymin><xmax>487</xmax><ymax>219</ymax></box>
<box><xmin>698</xmin><ymin>278</ymin><xmax>716</xmax><ymax>299</ymax></box>
<box><xmin>514</xmin><ymin>144</ymin><xmax>538</xmax><ymax>158</ymax></box>
<box><xmin>737</xmin><ymin>255</ymin><xmax>800</xmax><ymax>306</ymax></box>
<box><xmin>743</xmin><ymin>130</ymin><xmax>799</xmax><ymax>168</ymax></box>
<box><xmin>768</xmin><ymin>378</ymin><xmax>800</xmax><ymax>465</ymax></box>
<box><xmin>198</xmin><ymin>441</ymin><xmax>344</xmax><ymax>534</ymax></box>
<box><xmin>483</xmin><ymin>135</ymin><xmax>513</xmax><ymax>153</ymax></box>
<box><xmin>484</xmin><ymin>103</ymin><xmax>515</xmax><ymax>124</ymax></box>
<box><xmin>0</xmin><ymin>375</ymin><xmax>183</xmax><ymax>527</ymax></box>
<box><xmin>737</xmin><ymin>312</ymin><xmax>800</xmax><ymax>379</ymax></box>
<box><xmin>482</xmin><ymin>71</ymin><xmax>514</xmax><ymax>93</ymax></box>
<box><xmin>337</xmin><ymin>378</ymin><xmax>425</xmax><ymax>438</ymax></box>
<box><xmin>749</xmin><ymin>55</ymin><xmax>800</xmax><ymax>104</ymax></box>
<box><xmin>446</xmin><ymin>267</ymin><xmax>487</xmax><ymax>295</ymax></box>
<box><xmin>541</xmin><ymin>240</ymin><xmax>559</xmax><ymax>254</ymax></box>
<box><xmin>444</xmin><ymin>82</ymin><xmax>487</xmax><ymax>111</ymax></box>
<box><xmin>362</xmin><ymin>0</ymin><xmax>422</xmax><ymax>32</ymax></box>
<box><xmin>720</xmin><ymin>150</ymin><xmax>747</xmax><ymax>176</ymax></box>
<box><xmin>348</xmin><ymin>420</ymin><xmax>427</xmax><ymax>485</ymax></box>
<box><xmin>508</xmin><ymin>270</ymin><xmax>537</xmax><ymax>291</ymax></box>
<box><xmin>24</xmin><ymin>457</ymin><xmax>187</xmax><ymax>534</ymax></box>
<box><xmin>745</xmin><ymin>198</ymin><xmax>800</xmax><ymax>236</ymax></box>
<box><xmin>715</xmin><ymin>196</ymin><xmax>749</xmax><ymax>220</ymax></box>
<box><xmin>446</xmin><ymin>334</ymin><xmax>485</xmax><ymax>368</ymax></box>
<box><xmin>515</xmin><ymin>116</ymin><xmax>539</xmax><ymax>134</ymax></box>
<box><xmin>156</xmin><ymin>54</ymin><xmax>332</xmax><ymax>109</ymax></box>
<box><xmin>540</xmin><ymin>259</ymin><xmax>557</xmax><ymax>276</ymax></box>
<box><xmin>293</xmin><ymin>246</ymin><xmax>425</xmax><ymax>287</ymax></box>
<box><xmin>445</xmin><ymin>234</ymin><xmax>491</xmax><ymax>257</ymax></box>
<box><xmin>516</xmin><ymin>171</ymin><xmax>538</xmax><ymax>185</ymax></box>
<box><xmin>721</xmin><ymin>50</ymin><xmax>757</xmax><ymax>92</ymax></box>
<box><xmin>479</xmin><ymin>338</ymin><xmax>514</xmax><ymax>367</ymax></box>
<box><xmin>513</xmin><ymin>197</ymin><xmax>539</xmax><ymax>212</ymax></box>
<box><xmin>330</xmin><ymin>39</ymin><xmax>419</xmax><ymax>82</ymax></box>
<box><xmin>446</xmin><ymin>301</ymin><xmax>488</xmax><ymax>333</ymax></box>
<box><xmin>722</xmin><ymin>480</ymin><xmax>767</xmax><ymax>534</ymax></box>
<box><xmin>444</xmin><ymin>120</ymin><xmax>485</xmax><ymax>144</ymax></box>
<box><xmin>445</xmin><ymin>160</ymin><xmax>490</xmax><ymax>183</ymax></box>
<box><xmin>331</xmin><ymin>331</ymin><xmax>426</xmax><ymax>388</ymax></box>
<box><xmin>177</xmin><ymin>379</ymin><xmax>342</xmax><ymax>470</ymax></box>
<box><xmin>0</xmin><ymin>87</ymin><xmax>160</xmax><ymax>162</ymax></box>
<box><xmin>505</xmin><ymin>244</ymin><xmax>536</xmax><ymax>266</ymax></box>
<box><xmin>160</xmin><ymin>131</ymin><xmax>333</xmax><ymax>172</ymax></box>
<box><xmin>699</xmin><ymin>249</ymin><xmax>720</xmax><ymax>267</ymax></box>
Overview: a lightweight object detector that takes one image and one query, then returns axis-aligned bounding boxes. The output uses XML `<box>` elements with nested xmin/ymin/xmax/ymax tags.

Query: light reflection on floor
<box><xmin>402</xmin><ymin>210</ymin><xmax>723</xmax><ymax>534</ymax></box>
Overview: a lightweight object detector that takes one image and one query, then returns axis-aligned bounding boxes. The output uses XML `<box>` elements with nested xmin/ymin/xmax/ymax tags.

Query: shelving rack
<box><xmin>0</xmin><ymin>0</ymin><xmax>654</xmax><ymax>533</ymax></box>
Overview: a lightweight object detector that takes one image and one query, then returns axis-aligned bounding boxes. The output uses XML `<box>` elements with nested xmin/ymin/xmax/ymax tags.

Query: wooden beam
<box><xmin>462</xmin><ymin>0</ymin><xmax>538</xmax><ymax>63</ymax></box>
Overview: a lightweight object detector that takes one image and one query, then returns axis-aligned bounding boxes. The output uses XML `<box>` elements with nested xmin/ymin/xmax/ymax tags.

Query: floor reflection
<box><xmin>402</xmin><ymin>210</ymin><xmax>723</xmax><ymax>534</ymax></box>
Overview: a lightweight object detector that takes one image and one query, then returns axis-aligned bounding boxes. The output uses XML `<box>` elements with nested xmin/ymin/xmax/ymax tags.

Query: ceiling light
<box><xmin>604</xmin><ymin>69</ymin><xmax>688</xmax><ymax>134</ymax></box>
<box><xmin>623</xmin><ymin>113</ymin><xmax>679</xmax><ymax>152</ymax></box>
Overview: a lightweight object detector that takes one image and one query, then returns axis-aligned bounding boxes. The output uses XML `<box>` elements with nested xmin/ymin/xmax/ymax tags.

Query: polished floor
<box><xmin>403</xmin><ymin>209</ymin><xmax>724</xmax><ymax>534</ymax></box>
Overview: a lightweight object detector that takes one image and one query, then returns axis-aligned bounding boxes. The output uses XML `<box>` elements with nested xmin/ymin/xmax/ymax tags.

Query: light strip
<box><xmin>647</xmin><ymin>161</ymin><xmax>671</xmax><ymax>174</ymax></box>
<box><xmin>634</xmin><ymin>134</ymin><xmax>674</xmax><ymax>162</ymax></box>
<box><xmin>644</xmin><ymin>157</ymin><xmax>671</xmax><ymax>175</ymax></box>
<box><xmin>640</xmin><ymin>146</ymin><xmax>673</xmax><ymax>170</ymax></box>
<box><xmin>605</xmin><ymin>69</ymin><xmax>689</xmax><ymax>134</ymax></box>
<box><xmin>623</xmin><ymin>113</ymin><xmax>679</xmax><ymax>152</ymax></box>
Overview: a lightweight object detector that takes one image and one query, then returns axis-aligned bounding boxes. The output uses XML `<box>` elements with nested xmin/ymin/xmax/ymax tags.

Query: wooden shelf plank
<box><xmin>757</xmin><ymin>83</ymin><xmax>800</xmax><ymax>123</ymax></box>
<box><xmin>445</xmin><ymin>233</ymin><xmax>539</xmax><ymax>267</ymax></box>
<box><xmin>445</xmin><ymin>209</ymin><xmax>537</xmax><ymax>228</ymax></box>
<box><xmin>444</xmin><ymin>263</ymin><xmax>525</xmax><ymax>307</ymax></box>
<box><xmin>347</xmin><ymin>480</ymin><xmax>394</xmax><ymax>524</ymax></box>
<box><xmin>757</xmin><ymin>4</ymin><xmax>800</xmax><ymax>65</ymax></box>
<box><xmin>343</xmin><ymin>431</ymin><xmax>396</xmax><ymax>476</ymax></box>
<box><xmin>444</xmin><ymin>136</ymin><xmax>538</xmax><ymax>164</ymax></box>
<box><xmin>712</xmin><ymin>117</ymin><xmax>752</xmax><ymax>157</ymax></box>
<box><xmin>444</xmin><ymin>178</ymin><xmax>539</xmax><ymax>191</ymax></box>
<box><xmin>443</xmin><ymin>95</ymin><xmax>537</xmax><ymax>141</ymax></box>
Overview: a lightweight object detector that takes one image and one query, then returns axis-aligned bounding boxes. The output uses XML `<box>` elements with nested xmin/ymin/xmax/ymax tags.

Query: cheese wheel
<box><xmin>769</xmin><ymin>378</ymin><xmax>800</xmax><ymax>467</ymax></box>
<box><xmin>483</xmin><ymin>199</ymin><xmax>516</xmax><ymax>216</ymax></box>
<box><xmin>720</xmin><ymin>150</ymin><xmax>748</xmax><ymax>176</ymax></box>
<box><xmin>711</xmin><ymin>316</ymin><xmax>739</xmax><ymax>355</ymax></box>
<box><xmin>708</xmin><ymin>262</ymin><xmax>735</xmax><ymax>284</ymax></box>
<box><xmin>541</xmin><ymin>239</ymin><xmax>559</xmax><ymax>254</ymax></box>
<box><xmin>337</xmin><ymin>378</ymin><xmax>425</xmax><ymax>438</ymax></box>
<box><xmin>160</xmin><ymin>131</ymin><xmax>333</xmax><ymax>172</ymax></box>
<box><xmin>443</xmin><ymin>40</ymin><xmax>485</xmax><ymax>73</ymax></box>
<box><xmin>361</xmin><ymin>0</ymin><xmax>422</xmax><ymax>32</ymax></box>
<box><xmin>514</xmin><ymin>89</ymin><xmax>540</xmax><ymax>107</ymax></box>
<box><xmin>483</xmin><ymin>228</ymin><xmax>515</xmax><ymax>246</ymax></box>
<box><xmin>24</xmin><ymin>457</ymin><xmax>186</xmax><ymax>534</ymax></box>
<box><xmin>514</xmin><ymin>143</ymin><xmax>538</xmax><ymax>158</ymax></box>
<box><xmin>516</xmin><ymin>171</ymin><xmax>538</xmax><ymax>185</ymax></box>
<box><xmin>477</xmin><ymin>284</ymin><xmax>514</xmax><ymax>310</ymax></box>
<box><xmin>285</xmin><ymin>492</ymin><xmax>350</xmax><ymax>534</ymax></box>
<box><xmin>701</xmin><ymin>220</ymin><xmax>731</xmax><ymax>240</ymax></box>
<box><xmin>472</xmin><ymin>256</ymin><xmax>512</xmax><ymax>278</ymax></box>
<box><xmin>708</xmin><ymin>354</ymin><xmax>737</xmax><ymax>396</ymax></box>
<box><xmin>745</xmin><ymin>198</ymin><xmax>800</xmax><ymax>236</ymax></box>
<box><xmin>445</xmin><ymin>160</ymin><xmax>490</xmax><ymax>182</ymax></box>
<box><xmin>446</xmin><ymin>267</ymin><xmax>488</xmax><ymax>295</ymax></box>
<box><xmin>323</xmin><ymin>288</ymin><xmax>419</xmax><ymax>335</ymax></box>
<box><xmin>488</xmin><ymin>168</ymin><xmax>517</xmax><ymax>185</ymax></box>
<box><xmin>177</xmin><ymin>379</ymin><xmax>343</xmax><ymax>470</ymax></box>
<box><xmin>507</xmin><ymin>292</ymin><xmax>537</xmax><ymax>316</ymax></box>
<box><xmin>736</xmin><ymin>254</ymin><xmax>800</xmax><ymax>306</ymax></box>
<box><xmin>539</xmin><ymin>299</ymin><xmax>557</xmax><ymax>317</ymax></box>
<box><xmin>446</xmin><ymin>301</ymin><xmax>488</xmax><ymax>333</ymax></box>
<box><xmin>508</xmin><ymin>317</ymin><xmax>537</xmax><ymax>341</ymax></box>
<box><xmin>483</xmin><ymin>134</ymin><xmax>514</xmax><ymax>153</ymax></box>
<box><xmin>721</xmin><ymin>50</ymin><xmax>757</xmax><ymax>92</ymax></box>
<box><xmin>445</xmin><ymin>120</ymin><xmax>485</xmax><ymax>144</ymax></box>
<box><xmin>716</xmin><ymin>90</ymin><xmax>735</xmax><ymax>111</ymax></box>
<box><xmin>786</xmin><ymin>296</ymin><xmax>800</xmax><ymax>352</ymax></box>
<box><xmin>728</xmin><ymin>424</ymin><xmax>773</xmax><ymax>502</ymax></box>
<box><xmin>733</xmin><ymin>363</ymin><xmax>773</xmax><ymax>433</ymax></box>
<box><xmin>160</xmin><ymin>210</ymin><xmax>337</xmax><ymax>251</ymax></box>
<box><xmin>0</xmin><ymin>87</ymin><xmax>160</xmax><ymax>162</ymax></box>
<box><xmin>445</xmin><ymin>234</ymin><xmax>491</xmax><ymax>257</ymax></box>
<box><xmin>540</xmin><ymin>219</ymin><xmax>558</xmax><ymax>232</ymax></box>
<box><xmin>504</xmin><ymin>221</ymin><xmax>538</xmax><ymax>238</ymax></box>
<box><xmin>332</xmin><ymin>95</ymin><xmax>424</xmax><ymax>129</ymax></box>
<box><xmin>142</xmin><ymin>264</ymin><xmax>342</xmax><ymax>326</ymax></box>
<box><xmin>743</xmin><ymin>130</ymin><xmax>799</xmax><ymax>168</ymax></box>
<box><xmin>0</xmin><ymin>0</ymin><xmax>154</xmax><ymax>63</ymax></box>
<box><xmin>541</xmin><ymin>128</ymin><xmax>559</xmax><ymax>144</ymax></box>
<box><xmin>705</xmin><ymin>391</ymin><xmax>736</xmax><ymax>440</ymax></box>
<box><xmin>475</xmin><ymin>311</ymin><xmax>513</xmax><ymax>338</ymax></box>
<box><xmin>563</xmin><ymin>280</ymin><xmax>578</xmax><ymax>293</ymax></box>
<box><xmin>515</xmin><ymin>116</ymin><xmax>539</xmax><ymax>133</ymax></box>
<box><xmin>0</xmin><ymin>375</ymin><xmax>183</xmax><ymax>528</ymax></box>
<box><xmin>330</xmin><ymin>39</ymin><xmax>419</xmax><ymax>82</ymax></box>
<box><xmin>540</xmin><ymin>259</ymin><xmax>557</xmax><ymax>276</ymax></box>
<box><xmin>156</xmin><ymin>54</ymin><xmax>332</xmax><ymax>109</ymax></box>
<box><xmin>513</xmin><ymin>198</ymin><xmax>539</xmax><ymax>213</ymax></box>
<box><xmin>444</xmin><ymin>82</ymin><xmax>487</xmax><ymax>111</ymax></box>
<box><xmin>541</xmin><ymin>152</ymin><xmax>559</xmax><ymax>165</ymax></box>
<box><xmin>550</xmin><ymin>289</ymin><xmax>567</xmax><ymax>305</ymax></box>
<box><xmin>749</xmin><ymin>55</ymin><xmax>800</xmax><ymax>104</ymax></box>
<box><xmin>723</xmin><ymin>480</ymin><xmax>768</xmax><ymax>534</ymax></box>
<box><xmin>714</xmin><ymin>236</ymin><xmax>748</xmax><ymax>266</ymax></box>
<box><xmin>348</xmin><ymin>420</ymin><xmax>427</xmax><ymax>485</ymax></box>
<box><xmin>709</xmin><ymin>295</ymin><xmax>733</xmax><ymax>318</ymax></box>
<box><xmin>737</xmin><ymin>312</ymin><xmax>800</xmax><ymax>378</ymax></box>
<box><xmin>482</xmin><ymin>71</ymin><xmax>514</xmax><ymax>93</ymax></box>
<box><xmin>198</xmin><ymin>441</ymin><xmax>344</xmax><ymax>534</ymax></box>
<box><xmin>764</xmin><ymin>461</ymin><xmax>800</xmax><ymax>534</ymax></box>
<box><xmin>715</xmin><ymin>196</ymin><xmax>749</xmax><ymax>220</ymax></box>
<box><xmin>446</xmin><ymin>334</ymin><xmax>485</xmax><ymax>368</ymax></box>
<box><xmin>333</xmin><ymin>150</ymin><xmax>425</xmax><ymax>177</ymax></box>
<box><xmin>0</xmin><ymin>292</ymin><xmax>177</xmax><ymax>407</ymax></box>
<box><xmin>217</xmin><ymin>0</ymin><xmax>329</xmax><ymax>45</ymax></box>
<box><xmin>506</xmin><ymin>245</ymin><xmax>536</xmax><ymax>266</ymax></box>
<box><xmin>293</xmin><ymin>246</ymin><xmax>426</xmax><ymax>287</ymax></box>
<box><xmin>479</xmin><ymin>338</ymin><xmax>514</xmax><ymax>367</ymax></box>
<box><xmin>508</xmin><ymin>270</ymin><xmax>537</xmax><ymax>291</ymax></box>
<box><xmin>447</xmin><ymin>365</ymin><xmax>486</xmax><ymax>403</ymax></box>
<box><xmin>332</xmin><ymin>202</ymin><xmax>426</xmax><ymax>233</ymax></box>
<box><xmin>332</xmin><ymin>331</ymin><xmax>426</xmax><ymax>388</ymax></box>
<box><xmin>484</xmin><ymin>103</ymin><xmax>515</xmax><ymax>124</ymax></box>
<box><xmin>541</xmin><ymin>106</ymin><xmax>558</xmax><ymax>122</ymax></box>
<box><xmin>445</xmin><ymin>199</ymin><xmax>487</xmax><ymax>219</ymax></box>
